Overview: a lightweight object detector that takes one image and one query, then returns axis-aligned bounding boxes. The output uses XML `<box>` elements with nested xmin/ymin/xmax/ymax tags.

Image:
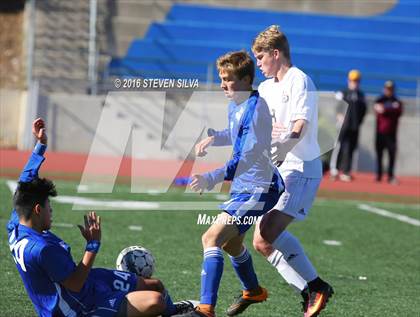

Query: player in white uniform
<box><xmin>226</xmin><ymin>26</ymin><xmax>334</xmax><ymax>317</ymax></box>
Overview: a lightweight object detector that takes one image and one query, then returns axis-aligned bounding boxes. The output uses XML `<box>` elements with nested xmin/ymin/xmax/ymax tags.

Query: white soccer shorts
<box><xmin>273</xmin><ymin>170</ymin><xmax>321</xmax><ymax>221</ymax></box>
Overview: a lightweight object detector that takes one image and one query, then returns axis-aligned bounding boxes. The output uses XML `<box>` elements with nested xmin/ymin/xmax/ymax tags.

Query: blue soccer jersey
<box><xmin>203</xmin><ymin>90</ymin><xmax>282</xmax><ymax>193</ymax></box>
<box><xmin>7</xmin><ymin>143</ymin><xmax>137</xmax><ymax>316</ymax></box>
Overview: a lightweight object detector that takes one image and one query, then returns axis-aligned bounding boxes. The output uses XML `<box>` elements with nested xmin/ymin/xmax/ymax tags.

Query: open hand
<box><xmin>32</xmin><ymin>118</ymin><xmax>48</xmax><ymax>145</ymax></box>
<box><xmin>190</xmin><ymin>174</ymin><xmax>208</xmax><ymax>193</ymax></box>
<box><xmin>195</xmin><ymin>136</ymin><xmax>214</xmax><ymax>157</ymax></box>
<box><xmin>77</xmin><ymin>211</ymin><xmax>101</xmax><ymax>242</ymax></box>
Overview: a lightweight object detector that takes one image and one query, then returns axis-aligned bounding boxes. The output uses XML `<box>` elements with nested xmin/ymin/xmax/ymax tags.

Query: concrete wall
<box><xmin>0</xmin><ymin>89</ymin><xmax>27</xmax><ymax>148</ymax></box>
<box><xmin>178</xmin><ymin>0</ymin><xmax>397</xmax><ymax>16</ymax></box>
<box><xmin>42</xmin><ymin>93</ymin><xmax>104</xmax><ymax>153</ymax></box>
<box><xmin>358</xmin><ymin>113</ymin><xmax>420</xmax><ymax>177</ymax></box>
<box><xmin>41</xmin><ymin>91</ymin><xmax>233</xmax><ymax>164</ymax></box>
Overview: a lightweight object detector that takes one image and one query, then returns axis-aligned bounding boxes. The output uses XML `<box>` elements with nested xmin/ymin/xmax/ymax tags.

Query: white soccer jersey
<box><xmin>258</xmin><ymin>66</ymin><xmax>322</xmax><ymax>178</ymax></box>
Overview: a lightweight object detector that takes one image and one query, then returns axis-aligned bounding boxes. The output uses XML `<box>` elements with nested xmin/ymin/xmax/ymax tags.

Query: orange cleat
<box><xmin>226</xmin><ymin>287</ymin><xmax>268</xmax><ymax>316</ymax></box>
<box><xmin>304</xmin><ymin>283</ymin><xmax>334</xmax><ymax>317</ymax></box>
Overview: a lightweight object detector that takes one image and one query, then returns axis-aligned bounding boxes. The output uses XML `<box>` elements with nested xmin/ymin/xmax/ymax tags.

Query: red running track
<box><xmin>1</xmin><ymin>149</ymin><xmax>419</xmax><ymax>200</ymax></box>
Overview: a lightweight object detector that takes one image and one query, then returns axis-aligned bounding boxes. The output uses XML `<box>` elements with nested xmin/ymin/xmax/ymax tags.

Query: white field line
<box><xmin>5</xmin><ymin>180</ymin><xmax>220</xmax><ymax>211</ymax></box>
<box><xmin>5</xmin><ymin>180</ymin><xmax>419</xmax><ymax>215</ymax></box>
<box><xmin>358</xmin><ymin>204</ymin><xmax>420</xmax><ymax>227</ymax></box>
<box><xmin>57</xmin><ymin>197</ymin><xmax>220</xmax><ymax>211</ymax></box>
<box><xmin>128</xmin><ymin>225</ymin><xmax>143</xmax><ymax>231</ymax></box>
<box><xmin>53</xmin><ymin>196</ymin><xmax>161</xmax><ymax>210</ymax></box>
<box><xmin>315</xmin><ymin>198</ymin><xmax>420</xmax><ymax>210</ymax></box>
<box><xmin>7</xmin><ymin>180</ymin><xmax>159</xmax><ymax>210</ymax></box>
<box><xmin>6</xmin><ymin>180</ymin><xmax>17</xmax><ymax>193</ymax></box>
<box><xmin>215</xmin><ymin>194</ymin><xmax>229</xmax><ymax>201</ymax></box>
<box><xmin>323</xmin><ymin>240</ymin><xmax>342</xmax><ymax>246</ymax></box>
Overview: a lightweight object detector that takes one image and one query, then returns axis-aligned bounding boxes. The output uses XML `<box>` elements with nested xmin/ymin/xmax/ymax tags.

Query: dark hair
<box><xmin>13</xmin><ymin>178</ymin><xmax>57</xmax><ymax>220</ymax></box>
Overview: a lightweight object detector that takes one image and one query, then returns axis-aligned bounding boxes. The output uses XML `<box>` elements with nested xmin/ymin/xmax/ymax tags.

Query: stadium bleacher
<box><xmin>109</xmin><ymin>0</ymin><xmax>420</xmax><ymax>96</ymax></box>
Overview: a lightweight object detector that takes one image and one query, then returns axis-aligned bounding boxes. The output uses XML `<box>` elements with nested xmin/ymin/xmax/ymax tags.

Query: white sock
<box><xmin>271</xmin><ymin>231</ymin><xmax>318</xmax><ymax>283</ymax></box>
<box><xmin>267</xmin><ymin>249</ymin><xmax>307</xmax><ymax>292</ymax></box>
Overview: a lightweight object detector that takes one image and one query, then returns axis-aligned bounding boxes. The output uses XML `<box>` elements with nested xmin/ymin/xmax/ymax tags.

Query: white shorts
<box><xmin>273</xmin><ymin>170</ymin><xmax>321</xmax><ymax>221</ymax></box>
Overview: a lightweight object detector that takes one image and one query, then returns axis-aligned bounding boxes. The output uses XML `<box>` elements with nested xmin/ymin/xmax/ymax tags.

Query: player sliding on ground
<box><xmin>227</xmin><ymin>25</ymin><xmax>334</xmax><ymax>317</ymax></box>
<box><xmin>174</xmin><ymin>51</ymin><xmax>283</xmax><ymax>317</ymax></box>
<box><xmin>6</xmin><ymin>118</ymin><xmax>195</xmax><ymax>317</ymax></box>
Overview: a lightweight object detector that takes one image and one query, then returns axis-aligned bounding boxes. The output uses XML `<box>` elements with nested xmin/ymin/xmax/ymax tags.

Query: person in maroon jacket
<box><xmin>374</xmin><ymin>81</ymin><xmax>403</xmax><ymax>184</ymax></box>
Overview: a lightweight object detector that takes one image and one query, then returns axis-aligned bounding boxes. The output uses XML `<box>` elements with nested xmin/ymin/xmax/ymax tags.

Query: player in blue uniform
<box><xmin>7</xmin><ymin>118</ymin><xmax>195</xmax><ymax>317</ymax></box>
<box><xmin>175</xmin><ymin>51</ymin><xmax>283</xmax><ymax>317</ymax></box>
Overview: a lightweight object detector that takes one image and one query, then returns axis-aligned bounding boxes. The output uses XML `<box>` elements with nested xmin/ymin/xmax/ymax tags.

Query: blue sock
<box><xmin>161</xmin><ymin>290</ymin><xmax>176</xmax><ymax>317</ymax></box>
<box><xmin>230</xmin><ymin>247</ymin><xmax>259</xmax><ymax>291</ymax></box>
<box><xmin>200</xmin><ymin>247</ymin><xmax>224</xmax><ymax>306</ymax></box>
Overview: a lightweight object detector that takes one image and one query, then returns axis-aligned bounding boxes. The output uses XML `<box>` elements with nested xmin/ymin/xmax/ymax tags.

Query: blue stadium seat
<box><xmin>166</xmin><ymin>4</ymin><xmax>420</xmax><ymax>38</ymax></box>
<box><xmin>145</xmin><ymin>22</ymin><xmax>420</xmax><ymax>57</ymax></box>
<box><xmin>121</xmin><ymin>39</ymin><xmax>419</xmax><ymax>77</ymax></box>
<box><xmin>109</xmin><ymin>0</ymin><xmax>420</xmax><ymax>96</ymax></box>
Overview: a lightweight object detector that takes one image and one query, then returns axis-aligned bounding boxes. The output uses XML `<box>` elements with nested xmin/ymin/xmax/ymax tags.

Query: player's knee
<box><xmin>253</xmin><ymin>236</ymin><xmax>272</xmax><ymax>257</ymax></box>
<box><xmin>201</xmin><ymin>230</ymin><xmax>217</xmax><ymax>248</ymax></box>
<box><xmin>148</xmin><ymin>293</ymin><xmax>166</xmax><ymax>314</ymax></box>
<box><xmin>252</xmin><ymin>238</ymin><xmax>262</xmax><ymax>253</ymax></box>
<box><xmin>125</xmin><ymin>292</ymin><xmax>166</xmax><ymax>316</ymax></box>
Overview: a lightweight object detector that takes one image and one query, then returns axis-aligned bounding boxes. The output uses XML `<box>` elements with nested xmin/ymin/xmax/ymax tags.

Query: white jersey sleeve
<box><xmin>290</xmin><ymin>75</ymin><xmax>317</xmax><ymax>123</ymax></box>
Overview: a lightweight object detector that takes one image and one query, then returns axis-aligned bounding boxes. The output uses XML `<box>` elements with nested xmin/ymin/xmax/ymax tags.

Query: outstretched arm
<box><xmin>19</xmin><ymin>118</ymin><xmax>48</xmax><ymax>182</ymax></box>
<box><xmin>60</xmin><ymin>212</ymin><xmax>101</xmax><ymax>292</ymax></box>
<box><xmin>195</xmin><ymin>128</ymin><xmax>231</xmax><ymax>157</ymax></box>
<box><xmin>8</xmin><ymin>118</ymin><xmax>49</xmax><ymax>233</ymax></box>
<box><xmin>193</xmin><ymin>97</ymin><xmax>269</xmax><ymax>191</ymax></box>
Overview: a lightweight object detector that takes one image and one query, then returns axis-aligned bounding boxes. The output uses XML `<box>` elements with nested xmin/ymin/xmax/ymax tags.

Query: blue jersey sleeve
<box><xmin>208</xmin><ymin>128</ymin><xmax>231</xmax><ymax>146</ymax></box>
<box><xmin>19</xmin><ymin>142</ymin><xmax>47</xmax><ymax>182</ymax></box>
<box><xmin>38</xmin><ymin>244</ymin><xmax>76</xmax><ymax>283</ymax></box>
<box><xmin>203</xmin><ymin>95</ymin><xmax>271</xmax><ymax>190</ymax></box>
<box><xmin>7</xmin><ymin>142</ymin><xmax>47</xmax><ymax>234</ymax></box>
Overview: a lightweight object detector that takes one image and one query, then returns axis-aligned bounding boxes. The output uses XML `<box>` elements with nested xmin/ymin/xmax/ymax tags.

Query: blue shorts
<box><xmin>85</xmin><ymin>268</ymin><xmax>138</xmax><ymax>317</ymax></box>
<box><xmin>220</xmin><ymin>186</ymin><xmax>281</xmax><ymax>234</ymax></box>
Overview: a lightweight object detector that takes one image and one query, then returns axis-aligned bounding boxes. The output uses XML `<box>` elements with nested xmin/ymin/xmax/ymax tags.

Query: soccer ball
<box><xmin>116</xmin><ymin>245</ymin><xmax>155</xmax><ymax>278</ymax></box>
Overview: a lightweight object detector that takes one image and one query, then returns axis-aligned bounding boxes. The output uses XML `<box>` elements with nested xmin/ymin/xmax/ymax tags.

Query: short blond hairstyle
<box><xmin>252</xmin><ymin>25</ymin><xmax>290</xmax><ymax>61</ymax></box>
<box><xmin>216</xmin><ymin>50</ymin><xmax>255</xmax><ymax>84</ymax></box>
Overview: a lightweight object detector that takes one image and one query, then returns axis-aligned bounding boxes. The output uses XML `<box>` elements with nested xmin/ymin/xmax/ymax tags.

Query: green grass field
<box><xmin>1</xmin><ymin>178</ymin><xmax>419</xmax><ymax>317</ymax></box>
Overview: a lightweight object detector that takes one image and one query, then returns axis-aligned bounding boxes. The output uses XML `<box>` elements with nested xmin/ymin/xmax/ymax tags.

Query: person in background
<box><xmin>374</xmin><ymin>81</ymin><xmax>403</xmax><ymax>184</ymax></box>
<box><xmin>330</xmin><ymin>69</ymin><xmax>367</xmax><ymax>182</ymax></box>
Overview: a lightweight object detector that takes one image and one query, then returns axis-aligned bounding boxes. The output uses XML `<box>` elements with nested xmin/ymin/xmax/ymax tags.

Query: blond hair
<box><xmin>216</xmin><ymin>50</ymin><xmax>255</xmax><ymax>84</ymax></box>
<box><xmin>252</xmin><ymin>25</ymin><xmax>290</xmax><ymax>61</ymax></box>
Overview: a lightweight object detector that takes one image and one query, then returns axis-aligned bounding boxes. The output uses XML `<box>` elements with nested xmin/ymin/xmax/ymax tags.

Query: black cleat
<box><xmin>304</xmin><ymin>282</ymin><xmax>334</xmax><ymax>317</ymax></box>
<box><xmin>174</xmin><ymin>300</ymin><xmax>199</xmax><ymax>314</ymax></box>
<box><xmin>301</xmin><ymin>288</ymin><xmax>309</xmax><ymax>313</ymax></box>
<box><xmin>173</xmin><ymin>307</ymin><xmax>213</xmax><ymax>317</ymax></box>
